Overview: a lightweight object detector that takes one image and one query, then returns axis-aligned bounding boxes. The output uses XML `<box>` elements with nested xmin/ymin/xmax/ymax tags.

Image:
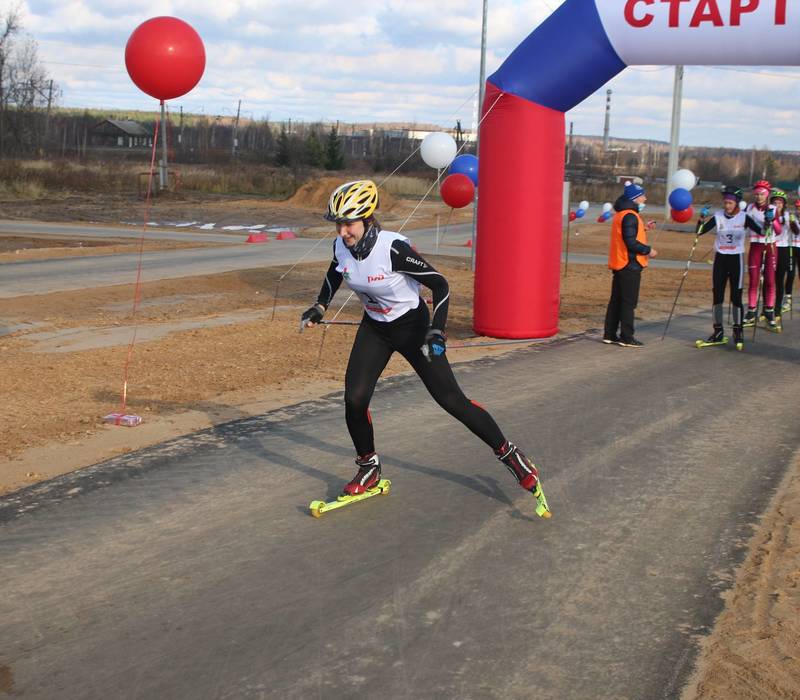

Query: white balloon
<box><xmin>670</xmin><ymin>168</ymin><xmax>697</xmax><ymax>191</ymax></box>
<box><xmin>420</xmin><ymin>132</ymin><xmax>457</xmax><ymax>169</ymax></box>
<box><xmin>602</xmin><ymin>202</ymin><xmax>613</xmax><ymax>213</ymax></box>
<box><xmin>579</xmin><ymin>200</ymin><xmax>590</xmax><ymax>211</ymax></box>
<box><xmin>739</xmin><ymin>200</ymin><xmax>747</xmax><ymax>211</ymax></box>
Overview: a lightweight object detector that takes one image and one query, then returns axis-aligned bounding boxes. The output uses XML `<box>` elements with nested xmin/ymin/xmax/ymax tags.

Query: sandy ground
<box><xmin>1</xmin><ymin>193</ymin><xmax>798</xmax><ymax>699</ymax></box>
<box><xmin>682</xmin><ymin>453</ymin><xmax>800</xmax><ymax>700</ymax></box>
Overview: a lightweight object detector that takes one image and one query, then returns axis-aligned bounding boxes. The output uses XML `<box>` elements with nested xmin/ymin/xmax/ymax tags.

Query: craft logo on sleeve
<box><xmin>596</xmin><ymin>0</ymin><xmax>797</xmax><ymax>67</ymax></box>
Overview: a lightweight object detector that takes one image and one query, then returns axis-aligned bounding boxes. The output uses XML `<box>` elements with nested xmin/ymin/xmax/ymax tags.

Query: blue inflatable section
<box><xmin>488</xmin><ymin>0</ymin><xmax>625</xmax><ymax>113</ymax></box>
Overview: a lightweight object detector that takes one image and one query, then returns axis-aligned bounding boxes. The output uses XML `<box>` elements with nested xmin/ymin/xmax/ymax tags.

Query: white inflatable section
<box><xmin>596</xmin><ymin>0</ymin><xmax>800</xmax><ymax>66</ymax></box>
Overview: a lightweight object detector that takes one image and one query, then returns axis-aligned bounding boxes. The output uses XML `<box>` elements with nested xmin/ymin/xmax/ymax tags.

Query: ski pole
<box><xmin>661</xmin><ymin>210</ymin><xmax>709</xmax><ymax>341</ymax></box>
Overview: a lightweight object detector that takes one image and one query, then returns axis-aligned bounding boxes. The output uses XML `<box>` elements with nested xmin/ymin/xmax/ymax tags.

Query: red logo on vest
<box><xmin>367</xmin><ymin>275</ymin><xmax>385</xmax><ymax>283</ymax></box>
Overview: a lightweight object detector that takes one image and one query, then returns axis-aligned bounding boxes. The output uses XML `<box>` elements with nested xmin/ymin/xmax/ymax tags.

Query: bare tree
<box><xmin>0</xmin><ymin>5</ymin><xmax>59</xmax><ymax>155</ymax></box>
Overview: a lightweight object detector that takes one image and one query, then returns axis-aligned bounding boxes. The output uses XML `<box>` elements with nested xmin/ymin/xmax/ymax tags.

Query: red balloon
<box><xmin>568</xmin><ymin>211</ymin><xmax>577</xmax><ymax>222</ymax></box>
<box><xmin>125</xmin><ymin>17</ymin><xmax>206</xmax><ymax>101</ymax></box>
<box><xmin>671</xmin><ymin>207</ymin><xmax>694</xmax><ymax>223</ymax></box>
<box><xmin>596</xmin><ymin>215</ymin><xmax>605</xmax><ymax>223</ymax></box>
<box><xmin>440</xmin><ymin>173</ymin><xmax>475</xmax><ymax>209</ymax></box>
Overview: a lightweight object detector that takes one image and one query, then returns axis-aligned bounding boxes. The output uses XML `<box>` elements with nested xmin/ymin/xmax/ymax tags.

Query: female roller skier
<box><xmin>785</xmin><ymin>199</ymin><xmax>800</xmax><ymax>315</ymax></box>
<box><xmin>299</xmin><ymin>180</ymin><xmax>550</xmax><ymax>517</ymax></box>
<box><xmin>695</xmin><ymin>186</ymin><xmax>759</xmax><ymax>351</ymax></box>
<box><xmin>744</xmin><ymin>180</ymin><xmax>778</xmax><ymax>329</ymax></box>
<box><xmin>771</xmin><ymin>189</ymin><xmax>799</xmax><ymax>327</ymax></box>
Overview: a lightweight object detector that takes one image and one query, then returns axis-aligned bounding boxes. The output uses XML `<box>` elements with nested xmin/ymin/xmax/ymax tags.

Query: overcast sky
<box><xmin>12</xmin><ymin>0</ymin><xmax>800</xmax><ymax>151</ymax></box>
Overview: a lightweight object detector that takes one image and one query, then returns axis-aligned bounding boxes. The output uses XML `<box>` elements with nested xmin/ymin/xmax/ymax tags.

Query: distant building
<box><xmin>91</xmin><ymin>119</ymin><xmax>152</xmax><ymax>149</ymax></box>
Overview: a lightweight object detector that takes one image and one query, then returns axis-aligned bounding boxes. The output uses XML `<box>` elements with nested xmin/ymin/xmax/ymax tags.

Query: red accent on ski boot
<box><xmin>496</xmin><ymin>441</ymin><xmax>540</xmax><ymax>491</ymax></box>
<box><xmin>342</xmin><ymin>453</ymin><xmax>381</xmax><ymax>496</ymax></box>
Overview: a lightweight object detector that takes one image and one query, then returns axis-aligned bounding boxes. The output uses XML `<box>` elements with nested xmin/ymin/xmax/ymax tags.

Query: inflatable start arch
<box><xmin>474</xmin><ymin>0</ymin><xmax>800</xmax><ymax>339</ymax></box>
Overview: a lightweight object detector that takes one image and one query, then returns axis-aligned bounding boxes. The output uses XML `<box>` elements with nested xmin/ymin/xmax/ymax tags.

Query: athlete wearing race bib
<box><xmin>770</xmin><ymin>189</ymin><xmax>799</xmax><ymax>327</ymax></box>
<box><xmin>785</xmin><ymin>199</ymin><xmax>800</xmax><ymax>314</ymax></box>
<box><xmin>696</xmin><ymin>186</ymin><xmax>758</xmax><ymax>349</ymax></box>
<box><xmin>299</xmin><ymin>180</ymin><xmax>550</xmax><ymax>517</ymax></box>
<box><xmin>744</xmin><ymin>180</ymin><xmax>778</xmax><ymax>328</ymax></box>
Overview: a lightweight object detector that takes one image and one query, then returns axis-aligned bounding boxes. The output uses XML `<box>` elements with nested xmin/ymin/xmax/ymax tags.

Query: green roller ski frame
<box><xmin>532</xmin><ymin>481</ymin><xmax>552</xmax><ymax>519</ymax></box>
<box><xmin>695</xmin><ymin>336</ymin><xmax>728</xmax><ymax>348</ymax></box>
<box><xmin>309</xmin><ymin>479</ymin><xmax>391</xmax><ymax>518</ymax></box>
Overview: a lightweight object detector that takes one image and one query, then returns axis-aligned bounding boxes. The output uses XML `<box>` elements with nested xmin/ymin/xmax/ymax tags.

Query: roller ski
<box><xmin>309</xmin><ymin>454</ymin><xmax>390</xmax><ymax>518</ymax></box>
<box><xmin>695</xmin><ymin>325</ymin><xmax>728</xmax><ymax>348</ymax></box>
<box><xmin>763</xmin><ymin>308</ymin><xmax>782</xmax><ymax>333</ymax></box>
<box><xmin>733</xmin><ymin>324</ymin><xmax>744</xmax><ymax>351</ymax></box>
<box><xmin>497</xmin><ymin>441</ymin><xmax>552</xmax><ymax>519</ymax></box>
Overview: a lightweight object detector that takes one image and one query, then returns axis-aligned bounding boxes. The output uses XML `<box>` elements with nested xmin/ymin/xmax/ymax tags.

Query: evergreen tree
<box><xmin>275</xmin><ymin>124</ymin><xmax>291</xmax><ymax>167</ymax></box>
<box><xmin>324</xmin><ymin>125</ymin><xmax>345</xmax><ymax>170</ymax></box>
<box><xmin>304</xmin><ymin>130</ymin><xmax>324</xmax><ymax>167</ymax></box>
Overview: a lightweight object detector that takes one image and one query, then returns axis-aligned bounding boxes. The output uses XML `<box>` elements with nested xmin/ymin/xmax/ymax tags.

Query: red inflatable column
<box><xmin>474</xmin><ymin>84</ymin><xmax>565</xmax><ymax>339</ymax></box>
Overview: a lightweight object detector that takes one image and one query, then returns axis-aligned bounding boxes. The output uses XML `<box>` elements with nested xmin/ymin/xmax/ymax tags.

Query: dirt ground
<box><xmin>0</xmin><ymin>176</ymin><xmax>472</xmax><ymax>235</ymax></box>
<box><xmin>1</xmin><ymin>193</ymin><xmax>798</xmax><ymax>699</ymax></box>
<box><xmin>0</xmin><ymin>235</ymin><xmax>220</xmax><ymax>263</ymax></box>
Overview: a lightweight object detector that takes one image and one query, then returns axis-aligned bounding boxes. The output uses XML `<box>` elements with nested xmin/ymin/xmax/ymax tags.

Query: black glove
<box><xmin>421</xmin><ymin>329</ymin><xmax>446</xmax><ymax>361</ymax></box>
<box><xmin>300</xmin><ymin>304</ymin><xmax>325</xmax><ymax>331</ymax></box>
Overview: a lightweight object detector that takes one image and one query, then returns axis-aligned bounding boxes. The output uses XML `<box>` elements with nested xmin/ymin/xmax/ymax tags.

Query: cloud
<box><xmin>14</xmin><ymin>0</ymin><xmax>800</xmax><ymax>150</ymax></box>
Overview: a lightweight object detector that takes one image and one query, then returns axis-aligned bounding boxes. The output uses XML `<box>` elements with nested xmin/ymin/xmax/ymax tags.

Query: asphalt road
<box><xmin>2</xmin><ymin>313</ymin><xmax>797</xmax><ymax>699</ymax></box>
<box><xmin>0</xmin><ymin>220</ymin><xmax>705</xmax><ymax>298</ymax></box>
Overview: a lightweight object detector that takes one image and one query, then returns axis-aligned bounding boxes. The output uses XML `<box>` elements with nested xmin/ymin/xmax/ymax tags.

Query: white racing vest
<box><xmin>792</xmin><ymin>214</ymin><xmax>800</xmax><ymax>248</ymax></box>
<box><xmin>775</xmin><ymin>213</ymin><xmax>791</xmax><ymax>248</ymax></box>
<box><xmin>335</xmin><ymin>230</ymin><xmax>421</xmax><ymax>322</ymax></box>
<box><xmin>713</xmin><ymin>210</ymin><xmax>746</xmax><ymax>255</ymax></box>
<box><xmin>746</xmin><ymin>203</ymin><xmax>766</xmax><ymax>243</ymax></box>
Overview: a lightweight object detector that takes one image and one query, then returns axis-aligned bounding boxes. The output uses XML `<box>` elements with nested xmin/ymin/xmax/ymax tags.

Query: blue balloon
<box><xmin>575</xmin><ymin>209</ymin><xmax>585</xmax><ymax>218</ymax></box>
<box><xmin>602</xmin><ymin>210</ymin><xmax>613</xmax><ymax>221</ymax></box>
<box><xmin>669</xmin><ymin>188</ymin><xmax>693</xmax><ymax>211</ymax></box>
<box><xmin>448</xmin><ymin>154</ymin><xmax>479</xmax><ymax>187</ymax></box>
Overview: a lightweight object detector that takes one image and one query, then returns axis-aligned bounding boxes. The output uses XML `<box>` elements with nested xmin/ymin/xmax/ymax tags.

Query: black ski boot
<box><xmin>743</xmin><ymin>308</ymin><xmax>757</xmax><ymax>327</ymax></box>
<box><xmin>696</xmin><ymin>324</ymin><xmax>727</xmax><ymax>348</ymax></box>
<box><xmin>764</xmin><ymin>308</ymin><xmax>781</xmax><ymax>333</ymax></box>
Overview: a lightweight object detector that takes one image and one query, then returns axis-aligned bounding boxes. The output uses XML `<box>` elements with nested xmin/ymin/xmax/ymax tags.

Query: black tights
<box><xmin>783</xmin><ymin>247</ymin><xmax>799</xmax><ymax>297</ymax></box>
<box><xmin>344</xmin><ymin>304</ymin><xmax>505</xmax><ymax>457</ymax></box>
<box><xmin>775</xmin><ymin>247</ymin><xmax>792</xmax><ymax>314</ymax></box>
<box><xmin>712</xmin><ymin>252</ymin><xmax>744</xmax><ymax>325</ymax></box>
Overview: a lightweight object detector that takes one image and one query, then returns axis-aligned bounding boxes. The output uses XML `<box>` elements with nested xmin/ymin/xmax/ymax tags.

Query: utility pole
<box><xmin>602</xmin><ymin>89</ymin><xmax>612</xmax><ymax>151</ymax></box>
<box><xmin>566</xmin><ymin>121</ymin><xmax>574</xmax><ymax>164</ymax></box>
<box><xmin>44</xmin><ymin>79</ymin><xmax>53</xmax><ymax>149</ymax></box>
<box><xmin>665</xmin><ymin>66</ymin><xmax>684</xmax><ymax>218</ymax></box>
<box><xmin>158</xmin><ymin>101</ymin><xmax>169</xmax><ymax>190</ymax></box>
<box><xmin>232</xmin><ymin>99</ymin><xmax>241</xmax><ymax>158</ymax></box>
<box><xmin>470</xmin><ymin>0</ymin><xmax>489</xmax><ymax>270</ymax></box>
<box><xmin>178</xmin><ymin>105</ymin><xmax>184</xmax><ymax>147</ymax></box>
<box><xmin>749</xmin><ymin>147</ymin><xmax>756</xmax><ymax>184</ymax></box>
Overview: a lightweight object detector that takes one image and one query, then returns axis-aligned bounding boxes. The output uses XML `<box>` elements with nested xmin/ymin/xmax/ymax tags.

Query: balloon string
<box><xmin>118</xmin><ymin>116</ymin><xmax>160</xmax><ymax>415</ymax></box>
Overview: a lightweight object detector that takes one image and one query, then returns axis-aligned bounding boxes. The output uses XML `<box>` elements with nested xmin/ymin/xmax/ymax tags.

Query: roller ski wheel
<box><xmin>695</xmin><ymin>336</ymin><xmax>728</xmax><ymax>348</ymax></box>
<box><xmin>308</xmin><ymin>479</ymin><xmax>391</xmax><ymax>518</ymax></box>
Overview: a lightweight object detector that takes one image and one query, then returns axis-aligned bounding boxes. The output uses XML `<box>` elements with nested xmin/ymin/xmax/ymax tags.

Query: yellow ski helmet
<box><xmin>325</xmin><ymin>180</ymin><xmax>379</xmax><ymax>222</ymax></box>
